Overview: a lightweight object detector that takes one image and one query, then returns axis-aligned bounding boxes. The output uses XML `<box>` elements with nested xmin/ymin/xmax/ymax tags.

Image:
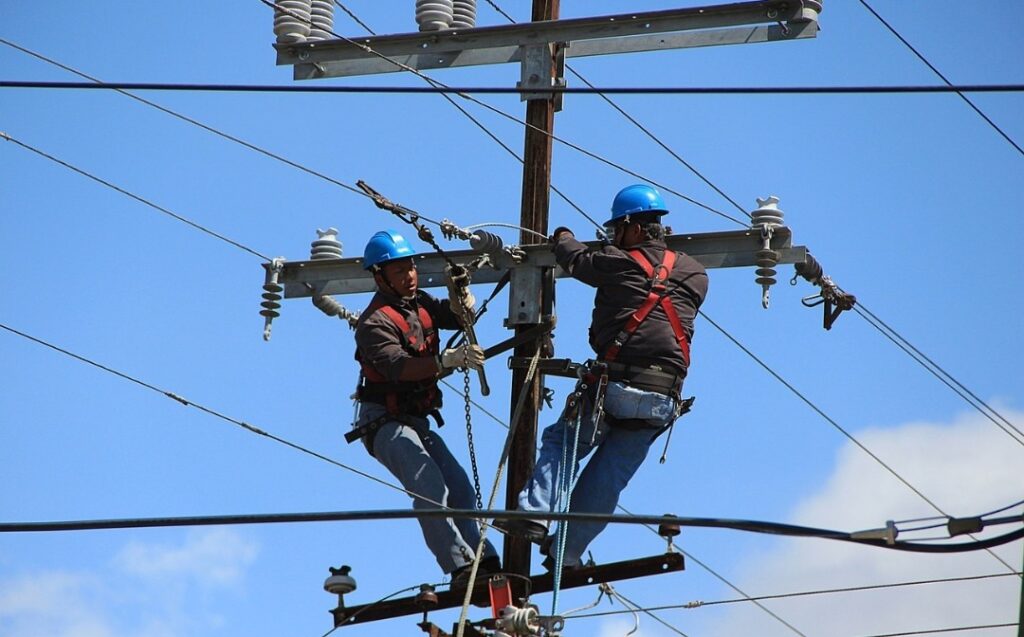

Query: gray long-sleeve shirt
<box><xmin>554</xmin><ymin>234</ymin><xmax>708</xmax><ymax>377</ymax></box>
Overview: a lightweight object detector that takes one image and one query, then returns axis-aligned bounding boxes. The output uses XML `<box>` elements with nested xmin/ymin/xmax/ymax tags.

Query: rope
<box><xmin>551</xmin><ymin>397</ymin><xmax>584</xmax><ymax>614</ymax></box>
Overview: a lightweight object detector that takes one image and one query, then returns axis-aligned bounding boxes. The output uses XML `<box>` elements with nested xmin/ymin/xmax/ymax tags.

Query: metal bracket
<box><xmin>518</xmin><ymin>42</ymin><xmax>567</xmax><ymax>107</ymax></box>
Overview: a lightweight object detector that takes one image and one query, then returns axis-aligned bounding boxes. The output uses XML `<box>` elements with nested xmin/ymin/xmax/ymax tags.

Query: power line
<box><xmin>568</xmin><ymin>573</ymin><xmax>1022</xmax><ymax>620</ymax></box>
<box><xmin>1</xmin><ymin>132</ymin><xmax>273</xmax><ymax>261</ymax></box>
<box><xmin>858</xmin><ymin>0</ymin><xmax>1024</xmax><ymax>159</ymax></box>
<box><xmin>6</xmin><ymin>80</ymin><xmax>1022</xmax><ymax>95</ymax></box>
<box><xmin>616</xmin><ymin>503</ymin><xmax>809</xmax><ymax>637</ymax></box>
<box><xmin>0</xmin><ymin>322</ymin><xmax>450</xmax><ymax>512</ymax></box>
<box><xmin>851</xmin><ymin>301</ymin><xmax>1024</xmax><ymax>446</ymax></box>
<box><xmin>0</xmin><ymin>38</ymin><xmax>368</xmax><ymax>201</ymax></box>
<box><xmin>853</xmin><ymin>623</ymin><xmax>1018</xmax><ymax>637</ymax></box>
<box><xmin>697</xmin><ymin>310</ymin><xmax>1021</xmax><ymax>574</ymax></box>
<box><xmin>260</xmin><ymin>0</ymin><xmax>742</xmax><ymax>226</ymax></box>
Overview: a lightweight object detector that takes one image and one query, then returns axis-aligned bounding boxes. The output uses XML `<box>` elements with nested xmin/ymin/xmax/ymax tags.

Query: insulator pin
<box><xmin>274</xmin><ymin>0</ymin><xmax>312</xmax><ymax>44</ymax></box>
<box><xmin>310</xmin><ymin>227</ymin><xmax>343</xmax><ymax>260</ymax></box>
<box><xmin>451</xmin><ymin>0</ymin><xmax>477</xmax><ymax>28</ymax></box>
<box><xmin>307</xmin><ymin>0</ymin><xmax>334</xmax><ymax>41</ymax></box>
<box><xmin>415</xmin><ymin>0</ymin><xmax>453</xmax><ymax>31</ymax></box>
<box><xmin>750</xmin><ymin>196</ymin><xmax>785</xmax><ymax>309</ymax></box>
<box><xmin>260</xmin><ymin>258</ymin><xmax>286</xmax><ymax>341</ymax></box>
<box><xmin>469</xmin><ymin>229</ymin><xmax>503</xmax><ymax>254</ymax></box>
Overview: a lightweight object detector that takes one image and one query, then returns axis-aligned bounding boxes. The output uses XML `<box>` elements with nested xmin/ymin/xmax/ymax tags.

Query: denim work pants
<box><xmin>516</xmin><ymin>381</ymin><xmax>677</xmax><ymax>566</ymax></box>
<box><xmin>357</xmin><ymin>403</ymin><xmax>498</xmax><ymax>573</ymax></box>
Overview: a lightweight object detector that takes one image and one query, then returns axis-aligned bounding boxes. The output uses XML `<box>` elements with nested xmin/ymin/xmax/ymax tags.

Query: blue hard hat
<box><xmin>606</xmin><ymin>184</ymin><xmax>669</xmax><ymax>226</ymax></box>
<box><xmin>363</xmin><ymin>229</ymin><xmax>416</xmax><ymax>270</ymax></box>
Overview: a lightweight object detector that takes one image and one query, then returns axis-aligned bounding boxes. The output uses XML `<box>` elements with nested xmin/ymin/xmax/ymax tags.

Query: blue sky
<box><xmin>2</xmin><ymin>2</ymin><xmax>1022</xmax><ymax>636</ymax></box>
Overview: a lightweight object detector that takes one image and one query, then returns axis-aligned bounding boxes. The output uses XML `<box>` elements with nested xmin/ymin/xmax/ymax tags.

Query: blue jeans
<box><xmin>357</xmin><ymin>403</ymin><xmax>498</xmax><ymax>573</ymax></box>
<box><xmin>516</xmin><ymin>381</ymin><xmax>677</xmax><ymax>566</ymax></box>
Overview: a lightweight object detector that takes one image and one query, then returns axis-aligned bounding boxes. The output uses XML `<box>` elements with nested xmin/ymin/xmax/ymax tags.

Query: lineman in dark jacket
<box><xmin>351</xmin><ymin>229</ymin><xmax>500</xmax><ymax>586</ymax></box>
<box><xmin>497</xmin><ymin>185</ymin><xmax>708</xmax><ymax>569</ymax></box>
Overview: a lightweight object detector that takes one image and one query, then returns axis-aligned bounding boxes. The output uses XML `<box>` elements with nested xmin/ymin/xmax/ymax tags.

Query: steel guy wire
<box><xmin>858</xmin><ymin>0</ymin><xmax>1024</xmax><ymax>160</ymax></box>
<box><xmin>1</xmin><ymin>133</ymin><xmax>273</xmax><ymax>262</ymax></box>
<box><xmin>0</xmin><ymin>322</ymin><xmax>456</xmax><ymax>514</ymax></box>
<box><xmin>851</xmin><ymin>301</ymin><xmax>1024</xmax><ymax>446</ymax></box>
<box><xmin>262</xmin><ymin>0</ymin><xmax>737</xmax><ymax>227</ymax></box>
<box><xmin>853</xmin><ymin>624</ymin><xmax>1019</xmax><ymax>637</ymax></box>
<box><xmin>615</xmin><ymin>503</ymin><xmax>809</xmax><ymax>637</ymax></box>
<box><xmin>483</xmin><ymin>0</ymin><xmax>750</xmax><ymax>219</ymax></box>
<box><xmin>567</xmin><ymin>572</ymin><xmax>1022</xmax><ymax>618</ymax></box>
<box><xmin>327</xmin><ymin>1</ymin><xmax>605</xmax><ymax>231</ymax></box>
<box><xmin>697</xmin><ymin>309</ymin><xmax>1020</xmax><ymax>576</ymax></box>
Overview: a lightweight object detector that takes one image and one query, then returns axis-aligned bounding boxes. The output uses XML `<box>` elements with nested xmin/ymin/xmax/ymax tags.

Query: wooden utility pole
<box><xmin>504</xmin><ymin>0</ymin><xmax>560</xmax><ymax>582</ymax></box>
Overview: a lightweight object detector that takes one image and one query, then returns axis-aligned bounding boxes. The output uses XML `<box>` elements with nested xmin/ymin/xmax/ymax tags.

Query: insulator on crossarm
<box><xmin>260</xmin><ymin>258</ymin><xmax>286</xmax><ymax>341</ymax></box>
<box><xmin>469</xmin><ymin>229</ymin><xmax>503</xmax><ymax>254</ymax></box>
<box><xmin>750</xmin><ymin>196</ymin><xmax>785</xmax><ymax>309</ymax></box>
<box><xmin>308</xmin><ymin>0</ymin><xmax>334</xmax><ymax>41</ymax></box>
<box><xmin>310</xmin><ymin>227</ymin><xmax>343</xmax><ymax>260</ymax></box>
<box><xmin>793</xmin><ymin>251</ymin><xmax>823</xmax><ymax>286</ymax></box>
<box><xmin>416</xmin><ymin>0</ymin><xmax>453</xmax><ymax>31</ymax></box>
<box><xmin>451</xmin><ymin>0</ymin><xmax>477</xmax><ymax>28</ymax></box>
<box><xmin>274</xmin><ymin>0</ymin><xmax>312</xmax><ymax>44</ymax></box>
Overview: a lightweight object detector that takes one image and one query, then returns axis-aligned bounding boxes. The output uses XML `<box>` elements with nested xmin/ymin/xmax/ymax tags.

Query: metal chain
<box><xmin>462</xmin><ymin>357</ymin><xmax>484</xmax><ymax>511</ymax></box>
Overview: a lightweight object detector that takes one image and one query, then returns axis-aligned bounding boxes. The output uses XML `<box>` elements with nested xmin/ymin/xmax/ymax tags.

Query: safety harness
<box><xmin>603</xmin><ymin>248</ymin><xmax>691</xmax><ymax>368</ymax></box>
<box><xmin>346</xmin><ymin>301</ymin><xmax>443</xmax><ymax>451</ymax></box>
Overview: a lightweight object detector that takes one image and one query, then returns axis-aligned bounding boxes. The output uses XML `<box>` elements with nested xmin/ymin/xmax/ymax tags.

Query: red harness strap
<box><xmin>357</xmin><ymin>302</ymin><xmax>438</xmax><ymax>415</ymax></box>
<box><xmin>603</xmin><ymin>249</ymin><xmax>691</xmax><ymax>366</ymax></box>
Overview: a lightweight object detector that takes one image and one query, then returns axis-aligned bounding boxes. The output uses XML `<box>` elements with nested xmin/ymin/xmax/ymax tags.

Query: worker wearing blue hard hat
<box><xmin>496</xmin><ymin>185</ymin><xmax>709</xmax><ymax>571</ymax></box>
<box><xmin>348</xmin><ymin>229</ymin><xmax>500</xmax><ymax>587</ymax></box>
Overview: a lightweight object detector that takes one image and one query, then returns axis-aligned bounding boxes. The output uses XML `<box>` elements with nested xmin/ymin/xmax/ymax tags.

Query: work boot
<box><xmin>450</xmin><ymin>556</ymin><xmax>502</xmax><ymax>590</ymax></box>
<box><xmin>492</xmin><ymin>518</ymin><xmax>547</xmax><ymax>543</ymax></box>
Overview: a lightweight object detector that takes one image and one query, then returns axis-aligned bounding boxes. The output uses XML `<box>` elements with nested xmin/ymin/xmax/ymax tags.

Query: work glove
<box><xmin>448</xmin><ymin>285</ymin><xmax>476</xmax><ymax>317</ymax></box>
<box><xmin>439</xmin><ymin>344</ymin><xmax>485</xmax><ymax>371</ymax></box>
<box><xmin>550</xmin><ymin>226</ymin><xmax>573</xmax><ymax>243</ymax></box>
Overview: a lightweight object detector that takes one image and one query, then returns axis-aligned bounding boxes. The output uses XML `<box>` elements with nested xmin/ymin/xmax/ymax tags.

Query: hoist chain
<box><xmin>462</xmin><ymin>363</ymin><xmax>483</xmax><ymax>511</ymax></box>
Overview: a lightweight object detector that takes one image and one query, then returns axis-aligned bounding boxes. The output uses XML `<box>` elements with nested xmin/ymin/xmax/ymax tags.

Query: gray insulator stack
<box><xmin>261</xmin><ymin>259</ymin><xmax>286</xmax><ymax>341</ymax></box>
<box><xmin>750</xmin><ymin>196</ymin><xmax>785</xmax><ymax>309</ymax></box>
<box><xmin>451</xmin><ymin>0</ymin><xmax>477</xmax><ymax>28</ymax></box>
<box><xmin>416</xmin><ymin>0</ymin><xmax>453</xmax><ymax>31</ymax></box>
<box><xmin>310</xmin><ymin>227</ymin><xmax>343</xmax><ymax>260</ymax></box>
<box><xmin>469</xmin><ymin>229</ymin><xmax>503</xmax><ymax>254</ymax></box>
<box><xmin>274</xmin><ymin>0</ymin><xmax>312</xmax><ymax>44</ymax></box>
<box><xmin>308</xmin><ymin>0</ymin><xmax>334</xmax><ymax>41</ymax></box>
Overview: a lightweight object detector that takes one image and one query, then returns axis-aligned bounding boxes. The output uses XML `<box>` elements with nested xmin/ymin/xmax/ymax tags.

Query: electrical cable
<box><xmin>568</xmin><ymin>572</ymin><xmax>1022</xmax><ymax>618</ymax></box>
<box><xmin>0</xmin><ymin>322</ymin><xmax>454</xmax><ymax>514</ymax></box>
<box><xmin>858</xmin><ymin>0</ymin><xmax>1024</xmax><ymax>160</ymax></box>
<box><xmin>852</xmin><ymin>623</ymin><xmax>1018</xmax><ymax>637</ymax></box>
<box><xmin>259</xmin><ymin>0</ymin><xmax>735</xmax><ymax>226</ymax></box>
<box><xmin>606</xmin><ymin>585</ymin><xmax>689</xmax><ymax>637</ymax></box>
<box><xmin>327</xmin><ymin>2</ymin><xmax>606</xmax><ymax>231</ymax></box>
<box><xmin>0</xmin><ymin>38</ymin><xmax>369</xmax><ymax>202</ymax></box>
<box><xmin>329</xmin><ymin>582</ymin><xmax>437</xmax><ymax>631</ymax></box>
<box><xmin>1</xmin><ymin>133</ymin><xmax>272</xmax><ymax>262</ymax></box>
<box><xmin>6</xmin><ymin>506</ymin><xmax>1023</xmax><ymax>554</ymax></box>
<box><xmin>7</xmin><ymin>80</ymin><xmax>1021</xmax><ymax>95</ymax></box>
<box><xmin>697</xmin><ymin>310</ymin><xmax>1021</xmax><ymax>573</ymax></box>
<box><xmin>851</xmin><ymin>301</ymin><xmax>1024</xmax><ymax>446</ymax></box>
<box><xmin>616</xmin><ymin>503</ymin><xmax>809</xmax><ymax>637</ymax></box>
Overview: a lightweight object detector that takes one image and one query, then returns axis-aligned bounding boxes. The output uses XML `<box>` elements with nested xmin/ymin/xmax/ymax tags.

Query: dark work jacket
<box><xmin>354</xmin><ymin>289</ymin><xmax>460</xmax><ymax>383</ymax></box>
<box><xmin>554</xmin><ymin>235</ymin><xmax>708</xmax><ymax>378</ymax></box>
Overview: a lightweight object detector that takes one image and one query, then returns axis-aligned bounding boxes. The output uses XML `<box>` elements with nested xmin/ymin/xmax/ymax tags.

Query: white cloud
<box><xmin>706</xmin><ymin>410</ymin><xmax>1024</xmax><ymax>637</ymax></box>
<box><xmin>0</xmin><ymin>571</ymin><xmax>113</xmax><ymax>637</ymax></box>
<box><xmin>0</xmin><ymin>529</ymin><xmax>258</xmax><ymax>637</ymax></box>
<box><xmin>114</xmin><ymin>528</ymin><xmax>258</xmax><ymax>587</ymax></box>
